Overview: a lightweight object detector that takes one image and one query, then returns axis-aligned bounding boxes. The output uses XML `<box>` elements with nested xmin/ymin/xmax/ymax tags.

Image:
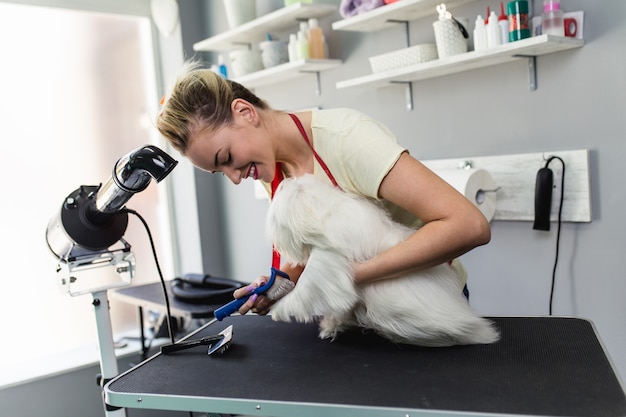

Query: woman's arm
<box><xmin>353</xmin><ymin>152</ymin><xmax>491</xmax><ymax>284</ymax></box>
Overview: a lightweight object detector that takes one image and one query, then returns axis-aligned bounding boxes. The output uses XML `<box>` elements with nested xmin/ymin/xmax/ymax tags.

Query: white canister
<box><xmin>260</xmin><ymin>40</ymin><xmax>289</xmax><ymax>69</ymax></box>
<box><xmin>223</xmin><ymin>0</ymin><xmax>257</xmax><ymax>29</ymax></box>
<box><xmin>433</xmin><ymin>18</ymin><xmax>468</xmax><ymax>59</ymax></box>
<box><xmin>229</xmin><ymin>49</ymin><xmax>263</xmax><ymax>77</ymax></box>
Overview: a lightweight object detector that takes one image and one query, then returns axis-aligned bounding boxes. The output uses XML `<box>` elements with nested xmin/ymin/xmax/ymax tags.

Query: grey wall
<box><xmin>189</xmin><ymin>0</ymin><xmax>626</xmax><ymax>382</ymax></box>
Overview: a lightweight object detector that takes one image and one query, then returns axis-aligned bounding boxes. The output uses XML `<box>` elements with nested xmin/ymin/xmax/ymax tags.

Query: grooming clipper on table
<box><xmin>268</xmin><ymin>174</ymin><xmax>499</xmax><ymax>347</ymax></box>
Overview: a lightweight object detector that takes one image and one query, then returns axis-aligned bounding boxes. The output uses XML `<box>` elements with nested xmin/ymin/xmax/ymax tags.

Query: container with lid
<box><xmin>507</xmin><ymin>1</ymin><xmax>530</xmax><ymax>41</ymax></box>
<box><xmin>541</xmin><ymin>0</ymin><xmax>565</xmax><ymax>36</ymax></box>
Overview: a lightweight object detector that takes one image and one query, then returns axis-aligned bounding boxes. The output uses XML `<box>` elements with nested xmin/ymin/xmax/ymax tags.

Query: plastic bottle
<box><xmin>487</xmin><ymin>11</ymin><xmax>502</xmax><ymax>48</ymax></box>
<box><xmin>217</xmin><ymin>54</ymin><xmax>228</xmax><ymax>78</ymax></box>
<box><xmin>299</xmin><ymin>21</ymin><xmax>309</xmax><ymax>41</ymax></box>
<box><xmin>296</xmin><ymin>30</ymin><xmax>310</xmax><ymax>60</ymax></box>
<box><xmin>288</xmin><ymin>33</ymin><xmax>298</xmax><ymax>62</ymax></box>
<box><xmin>307</xmin><ymin>18</ymin><xmax>325</xmax><ymax>59</ymax></box>
<box><xmin>473</xmin><ymin>15</ymin><xmax>488</xmax><ymax>52</ymax></box>
<box><xmin>541</xmin><ymin>0</ymin><xmax>564</xmax><ymax>36</ymax></box>
<box><xmin>498</xmin><ymin>2</ymin><xmax>509</xmax><ymax>44</ymax></box>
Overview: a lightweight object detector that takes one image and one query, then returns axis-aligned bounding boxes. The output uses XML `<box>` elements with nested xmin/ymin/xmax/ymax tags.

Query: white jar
<box><xmin>259</xmin><ymin>40</ymin><xmax>289</xmax><ymax>68</ymax></box>
<box><xmin>229</xmin><ymin>49</ymin><xmax>263</xmax><ymax>78</ymax></box>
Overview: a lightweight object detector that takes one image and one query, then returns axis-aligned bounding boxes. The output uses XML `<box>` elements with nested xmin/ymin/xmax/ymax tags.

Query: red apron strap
<box><xmin>271</xmin><ymin>114</ymin><xmax>340</xmax><ymax>270</ymax></box>
<box><xmin>288</xmin><ymin>113</ymin><xmax>341</xmax><ymax>190</ymax></box>
<box><xmin>270</xmin><ymin>162</ymin><xmax>283</xmax><ymax>269</ymax></box>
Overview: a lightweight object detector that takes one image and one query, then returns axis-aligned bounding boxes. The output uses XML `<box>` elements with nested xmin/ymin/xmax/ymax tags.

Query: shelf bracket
<box><xmin>513</xmin><ymin>54</ymin><xmax>538</xmax><ymax>91</ymax></box>
<box><xmin>389</xmin><ymin>80</ymin><xmax>414</xmax><ymax>111</ymax></box>
<box><xmin>387</xmin><ymin>19</ymin><xmax>410</xmax><ymax>47</ymax></box>
<box><xmin>300</xmin><ymin>70</ymin><xmax>323</xmax><ymax>95</ymax></box>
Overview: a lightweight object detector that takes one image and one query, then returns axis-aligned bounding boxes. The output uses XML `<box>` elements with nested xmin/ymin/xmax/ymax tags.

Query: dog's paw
<box><xmin>270</xmin><ymin>299</ymin><xmax>316</xmax><ymax>324</ymax></box>
<box><xmin>318</xmin><ymin>315</ymin><xmax>350</xmax><ymax>341</ymax></box>
<box><xmin>318</xmin><ymin>327</ymin><xmax>339</xmax><ymax>341</ymax></box>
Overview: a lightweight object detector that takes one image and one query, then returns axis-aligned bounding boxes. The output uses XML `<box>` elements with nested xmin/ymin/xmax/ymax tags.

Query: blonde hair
<box><xmin>156</xmin><ymin>61</ymin><xmax>269</xmax><ymax>154</ymax></box>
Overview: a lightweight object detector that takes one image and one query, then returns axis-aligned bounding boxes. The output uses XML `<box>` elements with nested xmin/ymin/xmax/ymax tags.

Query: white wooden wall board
<box><xmin>422</xmin><ymin>149</ymin><xmax>591</xmax><ymax>222</ymax></box>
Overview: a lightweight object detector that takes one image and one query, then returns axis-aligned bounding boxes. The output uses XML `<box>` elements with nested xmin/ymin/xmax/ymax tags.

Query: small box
<box><xmin>369</xmin><ymin>44</ymin><xmax>438</xmax><ymax>73</ymax></box>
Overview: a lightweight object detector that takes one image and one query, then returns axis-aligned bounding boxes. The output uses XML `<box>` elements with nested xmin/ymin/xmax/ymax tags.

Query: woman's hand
<box><xmin>232</xmin><ymin>275</ymin><xmax>275</xmax><ymax>316</ymax></box>
<box><xmin>232</xmin><ymin>264</ymin><xmax>304</xmax><ymax>316</ymax></box>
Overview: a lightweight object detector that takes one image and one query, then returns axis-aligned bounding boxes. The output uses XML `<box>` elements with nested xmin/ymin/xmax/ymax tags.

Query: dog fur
<box><xmin>267</xmin><ymin>174</ymin><xmax>499</xmax><ymax>347</ymax></box>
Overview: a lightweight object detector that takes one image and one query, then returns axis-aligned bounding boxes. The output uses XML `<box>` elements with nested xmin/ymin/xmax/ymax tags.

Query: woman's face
<box><xmin>186</xmin><ymin>107</ymin><xmax>274</xmax><ymax>184</ymax></box>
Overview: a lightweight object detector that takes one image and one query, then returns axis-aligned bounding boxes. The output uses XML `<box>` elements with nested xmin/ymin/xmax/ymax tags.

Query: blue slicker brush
<box><xmin>214</xmin><ymin>268</ymin><xmax>294</xmax><ymax>321</ymax></box>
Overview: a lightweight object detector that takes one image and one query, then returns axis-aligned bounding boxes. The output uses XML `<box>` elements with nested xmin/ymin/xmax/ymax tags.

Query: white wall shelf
<box><xmin>332</xmin><ymin>0</ymin><xmax>477</xmax><ymax>32</ymax></box>
<box><xmin>337</xmin><ymin>35</ymin><xmax>582</xmax><ymax>89</ymax></box>
<box><xmin>193</xmin><ymin>3</ymin><xmax>338</xmax><ymax>52</ymax></box>
<box><xmin>336</xmin><ymin>35</ymin><xmax>584</xmax><ymax>108</ymax></box>
<box><xmin>233</xmin><ymin>59</ymin><xmax>342</xmax><ymax>94</ymax></box>
<box><xmin>193</xmin><ymin>3</ymin><xmax>340</xmax><ymax>96</ymax></box>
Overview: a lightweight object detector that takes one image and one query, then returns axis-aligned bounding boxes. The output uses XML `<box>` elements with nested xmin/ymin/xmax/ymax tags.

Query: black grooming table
<box><xmin>113</xmin><ymin>281</ymin><xmax>227</xmax><ymax>319</ymax></box>
<box><xmin>105</xmin><ymin>315</ymin><xmax>626</xmax><ymax>417</ymax></box>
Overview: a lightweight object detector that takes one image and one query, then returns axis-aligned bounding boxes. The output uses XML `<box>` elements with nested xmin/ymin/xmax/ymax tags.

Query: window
<box><xmin>0</xmin><ymin>2</ymin><xmax>174</xmax><ymax>384</ymax></box>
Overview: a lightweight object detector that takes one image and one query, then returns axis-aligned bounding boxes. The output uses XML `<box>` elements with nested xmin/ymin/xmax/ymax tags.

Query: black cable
<box><xmin>124</xmin><ymin>208</ymin><xmax>175</xmax><ymax>344</ymax></box>
<box><xmin>544</xmin><ymin>156</ymin><xmax>565</xmax><ymax>315</ymax></box>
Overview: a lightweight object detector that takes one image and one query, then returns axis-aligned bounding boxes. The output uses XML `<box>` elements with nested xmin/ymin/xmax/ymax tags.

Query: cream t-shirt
<box><xmin>268</xmin><ymin>108</ymin><xmax>467</xmax><ymax>284</ymax></box>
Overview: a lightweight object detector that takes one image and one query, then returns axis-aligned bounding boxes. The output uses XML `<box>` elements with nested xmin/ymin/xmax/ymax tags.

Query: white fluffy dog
<box><xmin>267</xmin><ymin>174</ymin><xmax>499</xmax><ymax>347</ymax></box>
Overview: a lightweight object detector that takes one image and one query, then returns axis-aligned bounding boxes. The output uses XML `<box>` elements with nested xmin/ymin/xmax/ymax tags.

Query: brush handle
<box><xmin>214</xmin><ymin>268</ymin><xmax>288</xmax><ymax>321</ymax></box>
<box><xmin>214</xmin><ymin>297</ymin><xmax>249</xmax><ymax>321</ymax></box>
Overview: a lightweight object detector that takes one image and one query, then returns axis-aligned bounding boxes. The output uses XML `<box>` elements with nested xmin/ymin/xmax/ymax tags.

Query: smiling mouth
<box><xmin>246</xmin><ymin>163</ymin><xmax>258</xmax><ymax>180</ymax></box>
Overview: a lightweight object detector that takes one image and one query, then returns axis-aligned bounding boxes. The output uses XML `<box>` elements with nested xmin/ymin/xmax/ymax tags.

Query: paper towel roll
<box><xmin>434</xmin><ymin>168</ymin><xmax>497</xmax><ymax>222</ymax></box>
